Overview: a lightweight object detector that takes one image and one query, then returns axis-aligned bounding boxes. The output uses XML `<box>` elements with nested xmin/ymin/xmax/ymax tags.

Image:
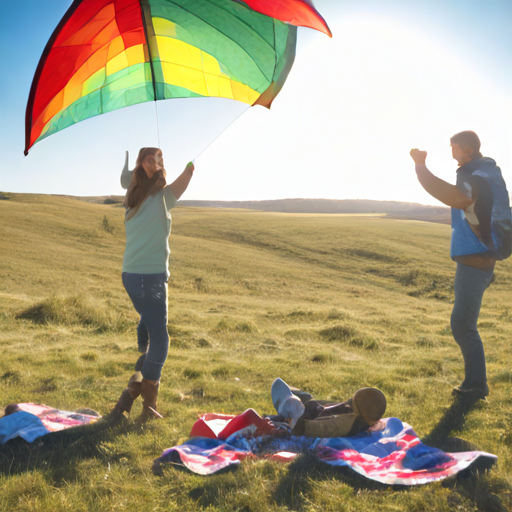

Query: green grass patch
<box><xmin>1</xmin><ymin>194</ymin><xmax>511</xmax><ymax>511</ymax></box>
<box><xmin>16</xmin><ymin>295</ymin><xmax>130</xmax><ymax>333</ymax></box>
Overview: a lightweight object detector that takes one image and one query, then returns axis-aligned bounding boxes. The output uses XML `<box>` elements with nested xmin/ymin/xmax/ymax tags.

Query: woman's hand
<box><xmin>185</xmin><ymin>161</ymin><xmax>195</xmax><ymax>175</ymax></box>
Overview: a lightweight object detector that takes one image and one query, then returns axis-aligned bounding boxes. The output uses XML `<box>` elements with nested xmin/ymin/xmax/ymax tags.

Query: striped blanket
<box><xmin>155</xmin><ymin>410</ymin><xmax>496</xmax><ymax>485</ymax></box>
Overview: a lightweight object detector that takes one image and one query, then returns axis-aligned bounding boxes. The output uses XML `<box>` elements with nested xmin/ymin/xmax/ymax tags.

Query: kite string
<box><xmin>193</xmin><ymin>105</ymin><xmax>251</xmax><ymax>163</ymax></box>
<box><xmin>126</xmin><ymin>103</ymin><xmax>132</xmax><ymax>151</ymax></box>
<box><xmin>155</xmin><ymin>101</ymin><xmax>161</xmax><ymax>148</ymax></box>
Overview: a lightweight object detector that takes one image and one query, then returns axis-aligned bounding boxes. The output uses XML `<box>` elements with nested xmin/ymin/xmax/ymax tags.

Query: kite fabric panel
<box><xmin>238</xmin><ymin>0</ymin><xmax>332</xmax><ymax>37</ymax></box>
<box><xmin>25</xmin><ymin>0</ymin><xmax>330</xmax><ymax>155</ymax></box>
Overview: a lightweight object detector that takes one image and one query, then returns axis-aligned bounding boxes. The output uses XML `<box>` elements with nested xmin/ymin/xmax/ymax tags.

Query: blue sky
<box><xmin>0</xmin><ymin>0</ymin><xmax>511</xmax><ymax>204</ymax></box>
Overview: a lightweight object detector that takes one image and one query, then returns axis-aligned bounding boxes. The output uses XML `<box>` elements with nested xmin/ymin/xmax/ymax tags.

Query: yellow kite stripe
<box><xmin>155</xmin><ymin>32</ymin><xmax>260</xmax><ymax>104</ymax></box>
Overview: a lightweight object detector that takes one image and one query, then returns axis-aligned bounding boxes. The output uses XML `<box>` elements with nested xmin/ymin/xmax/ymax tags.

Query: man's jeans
<box><xmin>451</xmin><ymin>263</ymin><xmax>493</xmax><ymax>388</ymax></box>
<box><xmin>122</xmin><ymin>273</ymin><xmax>169</xmax><ymax>381</ymax></box>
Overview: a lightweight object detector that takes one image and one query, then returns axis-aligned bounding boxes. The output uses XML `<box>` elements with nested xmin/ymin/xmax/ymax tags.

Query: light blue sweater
<box><xmin>121</xmin><ymin>165</ymin><xmax>177</xmax><ymax>277</ymax></box>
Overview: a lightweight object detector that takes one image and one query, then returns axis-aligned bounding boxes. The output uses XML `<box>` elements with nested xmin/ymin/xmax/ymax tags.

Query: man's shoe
<box><xmin>452</xmin><ymin>383</ymin><xmax>489</xmax><ymax>401</ymax></box>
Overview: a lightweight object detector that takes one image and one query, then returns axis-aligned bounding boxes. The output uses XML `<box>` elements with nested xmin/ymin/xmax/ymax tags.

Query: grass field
<box><xmin>0</xmin><ymin>193</ymin><xmax>511</xmax><ymax>512</ymax></box>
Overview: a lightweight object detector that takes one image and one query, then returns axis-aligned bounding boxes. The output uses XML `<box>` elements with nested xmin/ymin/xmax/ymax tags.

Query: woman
<box><xmin>110</xmin><ymin>147</ymin><xmax>194</xmax><ymax>420</ymax></box>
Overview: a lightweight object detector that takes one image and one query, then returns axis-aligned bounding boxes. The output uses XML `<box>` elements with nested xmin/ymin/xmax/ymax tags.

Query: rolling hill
<box><xmin>0</xmin><ymin>193</ymin><xmax>510</xmax><ymax>512</ymax></box>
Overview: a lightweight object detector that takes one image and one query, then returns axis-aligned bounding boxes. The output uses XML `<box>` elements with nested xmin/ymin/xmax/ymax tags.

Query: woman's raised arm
<box><xmin>167</xmin><ymin>162</ymin><xmax>194</xmax><ymax>200</ymax></box>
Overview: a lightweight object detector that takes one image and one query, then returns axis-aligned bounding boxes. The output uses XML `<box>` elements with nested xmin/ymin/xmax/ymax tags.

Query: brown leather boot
<box><xmin>106</xmin><ymin>371</ymin><xmax>143</xmax><ymax>421</ymax></box>
<box><xmin>140</xmin><ymin>378</ymin><xmax>163</xmax><ymax>421</ymax></box>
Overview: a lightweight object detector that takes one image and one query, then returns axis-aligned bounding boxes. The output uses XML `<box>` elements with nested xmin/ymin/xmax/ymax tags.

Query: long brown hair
<box><xmin>124</xmin><ymin>147</ymin><xmax>166</xmax><ymax>220</ymax></box>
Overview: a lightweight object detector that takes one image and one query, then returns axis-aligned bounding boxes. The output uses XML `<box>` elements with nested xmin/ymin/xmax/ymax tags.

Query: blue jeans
<box><xmin>451</xmin><ymin>263</ymin><xmax>493</xmax><ymax>388</ymax></box>
<box><xmin>122</xmin><ymin>273</ymin><xmax>169</xmax><ymax>381</ymax></box>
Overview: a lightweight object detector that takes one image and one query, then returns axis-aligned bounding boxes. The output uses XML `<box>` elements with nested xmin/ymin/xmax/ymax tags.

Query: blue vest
<box><xmin>451</xmin><ymin>157</ymin><xmax>512</xmax><ymax>261</ymax></box>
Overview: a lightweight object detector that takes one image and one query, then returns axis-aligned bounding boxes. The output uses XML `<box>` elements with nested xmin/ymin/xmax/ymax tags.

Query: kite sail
<box><xmin>24</xmin><ymin>0</ymin><xmax>331</xmax><ymax>155</ymax></box>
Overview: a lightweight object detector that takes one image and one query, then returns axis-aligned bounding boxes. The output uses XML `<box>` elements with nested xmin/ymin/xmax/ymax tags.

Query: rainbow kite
<box><xmin>25</xmin><ymin>0</ymin><xmax>331</xmax><ymax>155</ymax></box>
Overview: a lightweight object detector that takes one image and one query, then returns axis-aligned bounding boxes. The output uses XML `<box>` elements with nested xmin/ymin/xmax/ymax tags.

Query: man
<box><xmin>410</xmin><ymin>131</ymin><xmax>511</xmax><ymax>400</ymax></box>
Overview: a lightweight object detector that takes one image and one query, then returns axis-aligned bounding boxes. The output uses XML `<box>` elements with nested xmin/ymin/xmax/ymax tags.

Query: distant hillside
<box><xmin>57</xmin><ymin>194</ymin><xmax>125</xmax><ymax>205</ymax></box>
<box><xmin>178</xmin><ymin>198</ymin><xmax>451</xmax><ymax>224</ymax></box>
<box><xmin>61</xmin><ymin>195</ymin><xmax>451</xmax><ymax>224</ymax></box>
<box><xmin>178</xmin><ymin>198</ymin><xmax>444</xmax><ymax>213</ymax></box>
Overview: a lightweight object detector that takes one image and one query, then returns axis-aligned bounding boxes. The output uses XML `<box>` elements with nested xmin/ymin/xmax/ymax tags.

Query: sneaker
<box><xmin>452</xmin><ymin>383</ymin><xmax>489</xmax><ymax>400</ymax></box>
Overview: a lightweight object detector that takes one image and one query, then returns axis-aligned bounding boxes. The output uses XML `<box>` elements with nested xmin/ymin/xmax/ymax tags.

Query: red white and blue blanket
<box><xmin>0</xmin><ymin>403</ymin><xmax>100</xmax><ymax>444</ymax></box>
<box><xmin>155</xmin><ymin>410</ymin><xmax>497</xmax><ymax>485</ymax></box>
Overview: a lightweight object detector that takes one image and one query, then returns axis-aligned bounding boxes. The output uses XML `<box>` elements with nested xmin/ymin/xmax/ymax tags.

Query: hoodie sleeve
<box><xmin>120</xmin><ymin>151</ymin><xmax>132</xmax><ymax>190</ymax></box>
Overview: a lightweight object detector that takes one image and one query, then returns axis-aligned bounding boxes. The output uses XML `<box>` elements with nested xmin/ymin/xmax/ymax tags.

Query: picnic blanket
<box><xmin>155</xmin><ymin>409</ymin><xmax>497</xmax><ymax>485</ymax></box>
<box><xmin>0</xmin><ymin>403</ymin><xmax>100</xmax><ymax>444</ymax></box>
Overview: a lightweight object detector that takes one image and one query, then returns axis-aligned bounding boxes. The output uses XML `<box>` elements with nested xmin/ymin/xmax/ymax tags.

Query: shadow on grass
<box><xmin>272</xmin><ymin>451</ymin><xmax>508</xmax><ymax>512</ymax></box>
<box><xmin>183</xmin><ymin>398</ymin><xmax>509</xmax><ymax>512</ymax></box>
<box><xmin>0</xmin><ymin>419</ymin><xmax>141</xmax><ymax>485</ymax></box>
<box><xmin>180</xmin><ymin>448</ymin><xmax>509</xmax><ymax>512</ymax></box>
<box><xmin>273</xmin><ymin>452</ymin><xmax>388</xmax><ymax>510</ymax></box>
<box><xmin>421</xmin><ymin>396</ymin><xmax>509</xmax><ymax>512</ymax></box>
<box><xmin>275</xmin><ymin>397</ymin><xmax>506</xmax><ymax>512</ymax></box>
<box><xmin>184</xmin><ymin>466</ymin><xmax>247</xmax><ymax>508</ymax></box>
<box><xmin>172</xmin><ymin>453</ymin><xmax>393</xmax><ymax>512</ymax></box>
<box><xmin>423</xmin><ymin>395</ymin><xmax>483</xmax><ymax>446</ymax></box>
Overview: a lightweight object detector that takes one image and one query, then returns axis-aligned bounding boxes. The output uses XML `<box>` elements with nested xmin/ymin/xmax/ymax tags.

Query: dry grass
<box><xmin>0</xmin><ymin>193</ymin><xmax>511</xmax><ymax>511</ymax></box>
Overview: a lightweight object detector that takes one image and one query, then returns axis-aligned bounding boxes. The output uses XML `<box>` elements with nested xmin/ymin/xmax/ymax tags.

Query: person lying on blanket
<box><xmin>269</xmin><ymin>378</ymin><xmax>387</xmax><ymax>438</ymax></box>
